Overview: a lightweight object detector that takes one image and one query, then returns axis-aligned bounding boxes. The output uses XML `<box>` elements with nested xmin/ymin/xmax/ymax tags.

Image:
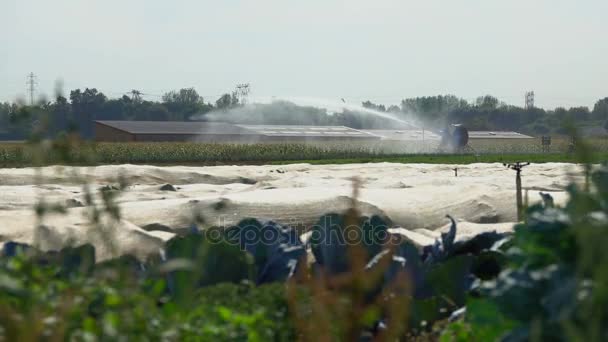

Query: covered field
<box><xmin>0</xmin><ymin>162</ymin><xmax>584</xmax><ymax>260</ymax></box>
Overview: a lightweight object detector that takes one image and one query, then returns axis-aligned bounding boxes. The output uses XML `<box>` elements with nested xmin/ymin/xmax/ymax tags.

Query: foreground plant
<box><xmin>442</xmin><ymin>164</ymin><xmax>608</xmax><ymax>341</ymax></box>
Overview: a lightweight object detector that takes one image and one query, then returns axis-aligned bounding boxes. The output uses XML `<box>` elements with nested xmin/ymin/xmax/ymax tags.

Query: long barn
<box><xmin>95</xmin><ymin>120</ymin><xmax>533</xmax><ymax>143</ymax></box>
<box><xmin>94</xmin><ymin>121</ymin><xmax>382</xmax><ymax>142</ymax></box>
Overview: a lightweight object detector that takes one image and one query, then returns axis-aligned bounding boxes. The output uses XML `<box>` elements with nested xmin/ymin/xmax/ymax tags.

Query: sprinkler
<box><xmin>439</xmin><ymin>124</ymin><xmax>470</xmax><ymax>153</ymax></box>
<box><xmin>504</xmin><ymin>162</ymin><xmax>530</xmax><ymax>221</ymax></box>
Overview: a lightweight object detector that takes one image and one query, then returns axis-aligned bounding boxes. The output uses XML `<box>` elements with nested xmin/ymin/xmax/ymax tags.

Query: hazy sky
<box><xmin>1</xmin><ymin>0</ymin><xmax>606</xmax><ymax>109</ymax></box>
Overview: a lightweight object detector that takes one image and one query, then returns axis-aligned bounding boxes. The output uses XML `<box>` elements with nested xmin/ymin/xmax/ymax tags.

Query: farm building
<box><xmin>238</xmin><ymin>124</ymin><xmax>379</xmax><ymax>141</ymax></box>
<box><xmin>360</xmin><ymin>129</ymin><xmax>533</xmax><ymax>142</ymax></box>
<box><xmin>467</xmin><ymin>131</ymin><xmax>534</xmax><ymax>139</ymax></box>
<box><xmin>360</xmin><ymin>129</ymin><xmax>442</xmax><ymax>142</ymax></box>
<box><xmin>94</xmin><ymin>121</ymin><xmax>256</xmax><ymax>142</ymax></box>
<box><xmin>95</xmin><ymin>120</ymin><xmax>533</xmax><ymax>143</ymax></box>
<box><xmin>94</xmin><ymin>121</ymin><xmax>381</xmax><ymax>142</ymax></box>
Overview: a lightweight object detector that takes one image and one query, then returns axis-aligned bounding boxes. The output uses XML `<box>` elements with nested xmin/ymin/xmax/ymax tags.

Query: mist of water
<box><xmin>253</xmin><ymin>96</ymin><xmax>420</xmax><ymax>128</ymax></box>
<box><xmin>193</xmin><ymin>96</ymin><xmax>423</xmax><ymax>130</ymax></box>
<box><xmin>188</xmin><ymin>96</ymin><xmax>441</xmax><ymax>154</ymax></box>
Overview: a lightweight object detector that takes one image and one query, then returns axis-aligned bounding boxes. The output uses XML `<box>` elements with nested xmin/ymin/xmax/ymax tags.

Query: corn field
<box><xmin>0</xmin><ymin>138</ymin><xmax>606</xmax><ymax>166</ymax></box>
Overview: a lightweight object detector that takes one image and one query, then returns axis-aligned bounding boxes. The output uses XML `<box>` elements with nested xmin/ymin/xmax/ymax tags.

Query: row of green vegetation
<box><xmin>1</xmin><ymin>138</ymin><xmax>607</xmax><ymax>167</ymax></box>
<box><xmin>1</xmin><ymin>85</ymin><xmax>607</xmax><ymax>140</ymax></box>
<box><xmin>1</xmin><ymin>161</ymin><xmax>607</xmax><ymax>340</ymax></box>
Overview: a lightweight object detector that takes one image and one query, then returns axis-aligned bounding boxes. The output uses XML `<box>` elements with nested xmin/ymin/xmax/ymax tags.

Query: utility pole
<box><xmin>27</xmin><ymin>72</ymin><xmax>37</xmax><ymax>105</ymax></box>
<box><xmin>504</xmin><ymin>162</ymin><xmax>530</xmax><ymax>221</ymax></box>
<box><xmin>129</xmin><ymin>89</ymin><xmax>143</xmax><ymax>103</ymax></box>
<box><xmin>235</xmin><ymin>83</ymin><xmax>250</xmax><ymax>105</ymax></box>
<box><xmin>524</xmin><ymin>91</ymin><xmax>535</xmax><ymax>110</ymax></box>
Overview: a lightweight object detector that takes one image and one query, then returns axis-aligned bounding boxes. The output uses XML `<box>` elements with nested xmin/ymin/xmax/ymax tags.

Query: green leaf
<box><xmin>465</xmin><ymin>298</ymin><xmax>516</xmax><ymax>341</ymax></box>
<box><xmin>427</xmin><ymin>255</ymin><xmax>473</xmax><ymax>307</ymax></box>
<box><xmin>410</xmin><ymin>297</ymin><xmax>441</xmax><ymax>330</ymax></box>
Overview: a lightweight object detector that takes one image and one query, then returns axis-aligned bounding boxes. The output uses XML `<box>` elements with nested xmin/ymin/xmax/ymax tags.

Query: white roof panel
<box><xmin>237</xmin><ymin>124</ymin><xmax>380</xmax><ymax>139</ymax></box>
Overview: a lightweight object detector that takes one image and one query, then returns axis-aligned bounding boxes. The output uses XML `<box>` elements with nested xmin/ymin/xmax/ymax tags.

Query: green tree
<box><xmin>361</xmin><ymin>100</ymin><xmax>386</xmax><ymax>112</ymax></box>
<box><xmin>162</xmin><ymin>88</ymin><xmax>201</xmax><ymax>106</ymax></box>
<box><xmin>162</xmin><ymin>88</ymin><xmax>212</xmax><ymax>119</ymax></box>
<box><xmin>215</xmin><ymin>92</ymin><xmax>239</xmax><ymax>111</ymax></box>
<box><xmin>387</xmin><ymin>105</ymin><xmax>401</xmax><ymax>113</ymax></box>
<box><xmin>567</xmin><ymin>106</ymin><xmax>590</xmax><ymax>121</ymax></box>
<box><xmin>50</xmin><ymin>95</ymin><xmax>72</xmax><ymax>134</ymax></box>
<box><xmin>136</xmin><ymin>102</ymin><xmax>170</xmax><ymax>121</ymax></box>
<box><xmin>69</xmin><ymin>88</ymin><xmax>107</xmax><ymax>138</ymax></box>
<box><xmin>475</xmin><ymin>95</ymin><xmax>499</xmax><ymax>110</ymax></box>
<box><xmin>592</xmin><ymin>97</ymin><xmax>608</xmax><ymax>121</ymax></box>
<box><xmin>0</xmin><ymin>102</ymin><xmax>12</xmax><ymax>138</ymax></box>
<box><xmin>401</xmin><ymin>95</ymin><xmax>469</xmax><ymax>125</ymax></box>
<box><xmin>554</xmin><ymin>107</ymin><xmax>568</xmax><ymax>119</ymax></box>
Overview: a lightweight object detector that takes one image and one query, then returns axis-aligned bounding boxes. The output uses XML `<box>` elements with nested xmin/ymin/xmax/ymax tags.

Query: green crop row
<box><xmin>0</xmin><ymin>138</ymin><xmax>607</xmax><ymax>167</ymax></box>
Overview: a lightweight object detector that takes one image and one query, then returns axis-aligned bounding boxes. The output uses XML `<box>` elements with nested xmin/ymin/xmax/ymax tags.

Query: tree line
<box><xmin>394</xmin><ymin>95</ymin><xmax>608</xmax><ymax>136</ymax></box>
<box><xmin>1</xmin><ymin>88</ymin><xmax>607</xmax><ymax>140</ymax></box>
<box><xmin>0</xmin><ymin>88</ymin><xmax>236</xmax><ymax>140</ymax></box>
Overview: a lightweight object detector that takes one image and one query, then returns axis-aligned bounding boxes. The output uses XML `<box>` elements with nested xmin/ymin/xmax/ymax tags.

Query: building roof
<box><xmin>578</xmin><ymin>126</ymin><xmax>608</xmax><ymax>137</ymax></box>
<box><xmin>237</xmin><ymin>124</ymin><xmax>380</xmax><ymax>139</ymax></box>
<box><xmin>467</xmin><ymin>131</ymin><xmax>534</xmax><ymax>139</ymax></box>
<box><xmin>360</xmin><ymin>129</ymin><xmax>441</xmax><ymax>141</ymax></box>
<box><xmin>96</xmin><ymin>121</ymin><xmax>381</xmax><ymax>139</ymax></box>
<box><xmin>361</xmin><ymin>129</ymin><xmax>533</xmax><ymax>141</ymax></box>
<box><xmin>95</xmin><ymin>121</ymin><xmax>256</xmax><ymax>135</ymax></box>
<box><xmin>96</xmin><ymin>121</ymin><xmax>533</xmax><ymax>140</ymax></box>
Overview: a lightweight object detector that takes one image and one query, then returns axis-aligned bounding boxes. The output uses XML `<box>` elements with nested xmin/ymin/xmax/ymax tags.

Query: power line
<box><xmin>235</xmin><ymin>83</ymin><xmax>251</xmax><ymax>104</ymax></box>
<box><xmin>26</xmin><ymin>72</ymin><xmax>37</xmax><ymax>105</ymax></box>
<box><xmin>129</xmin><ymin>89</ymin><xmax>143</xmax><ymax>102</ymax></box>
<box><xmin>525</xmin><ymin>91</ymin><xmax>535</xmax><ymax>109</ymax></box>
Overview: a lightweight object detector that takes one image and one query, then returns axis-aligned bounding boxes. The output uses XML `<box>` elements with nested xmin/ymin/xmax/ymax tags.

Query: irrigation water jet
<box><xmin>252</xmin><ymin>96</ymin><xmax>419</xmax><ymax>128</ymax></box>
<box><xmin>196</xmin><ymin>96</ymin><xmax>422</xmax><ymax>130</ymax></box>
<box><xmin>193</xmin><ymin>96</ymin><xmax>471</xmax><ymax>153</ymax></box>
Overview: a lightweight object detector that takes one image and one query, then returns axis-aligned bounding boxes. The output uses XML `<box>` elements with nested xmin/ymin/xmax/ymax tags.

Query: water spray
<box><xmin>196</xmin><ymin>95</ymin><xmax>475</xmax><ymax>154</ymax></box>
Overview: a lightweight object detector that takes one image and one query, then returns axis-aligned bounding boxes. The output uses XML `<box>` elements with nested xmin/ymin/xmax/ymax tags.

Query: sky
<box><xmin>1</xmin><ymin>0</ymin><xmax>607</xmax><ymax>109</ymax></box>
